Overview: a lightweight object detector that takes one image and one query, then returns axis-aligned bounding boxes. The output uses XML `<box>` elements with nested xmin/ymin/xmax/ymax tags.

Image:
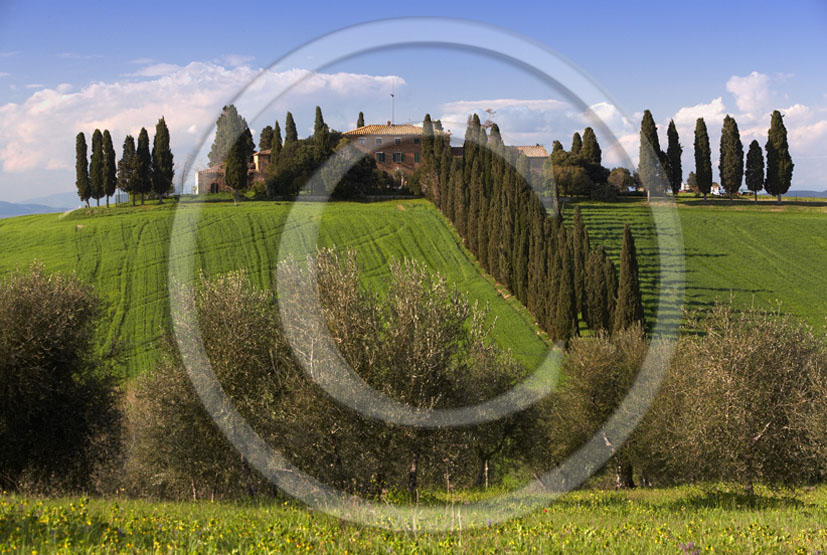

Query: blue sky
<box><xmin>1</xmin><ymin>0</ymin><xmax>826</xmax><ymax>202</ymax></box>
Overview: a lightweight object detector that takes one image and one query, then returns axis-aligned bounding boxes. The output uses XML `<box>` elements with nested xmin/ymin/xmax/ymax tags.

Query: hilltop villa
<box><xmin>194</xmin><ymin>121</ymin><xmax>548</xmax><ymax>194</ymax></box>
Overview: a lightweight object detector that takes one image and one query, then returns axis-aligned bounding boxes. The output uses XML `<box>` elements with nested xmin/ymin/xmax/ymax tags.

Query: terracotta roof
<box><xmin>513</xmin><ymin>145</ymin><xmax>549</xmax><ymax>158</ymax></box>
<box><xmin>344</xmin><ymin>123</ymin><xmax>449</xmax><ymax>136</ymax></box>
<box><xmin>255</xmin><ymin>149</ymin><xmax>271</xmax><ymax>155</ymax></box>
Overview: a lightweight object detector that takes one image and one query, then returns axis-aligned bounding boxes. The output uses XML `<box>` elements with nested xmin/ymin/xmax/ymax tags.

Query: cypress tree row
<box><xmin>638</xmin><ymin>110</ymin><xmax>664</xmax><ymax>200</ymax></box>
<box><xmin>271</xmin><ymin>121</ymin><xmax>283</xmax><ymax>160</ymax></box>
<box><xmin>426</xmin><ymin>113</ymin><xmax>636</xmax><ymax>346</ymax></box>
<box><xmin>745</xmin><ymin>140</ymin><xmax>764</xmax><ymax>203</ymax></box>
<box><xmin>570</xmin><ymin>132</ymin><xmax>582</xmax><ymax>157</ymax></box>
<box><xmin>694</xmin><ymin>118</ymin><xmax>713</xmax><ymax>200</ymax></box>
<box><xmin>75</xmin><ymin>132</ymin><xmax>91</xmax><ymax>207</ymax></box>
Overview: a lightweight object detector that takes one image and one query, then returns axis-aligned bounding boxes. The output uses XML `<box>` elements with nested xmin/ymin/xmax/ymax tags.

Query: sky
<box><xmin>1</xmin><ymin>0</ymin><xmax>826</xmax><ymax>203</ymax></box>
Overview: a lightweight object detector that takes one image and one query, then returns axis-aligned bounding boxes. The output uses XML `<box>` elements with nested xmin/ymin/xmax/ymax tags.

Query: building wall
<box><xmin>347</xmin><ymin>134</ymin><xmax>450</xmax><ymax>177</ymax></box>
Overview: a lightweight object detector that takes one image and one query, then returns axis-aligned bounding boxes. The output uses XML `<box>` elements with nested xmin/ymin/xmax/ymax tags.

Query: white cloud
<box><xmin>25</xmin><ymin>84</ymin><xmax>44</xmax><ymax>89</ymax></box>
<box><xmin>0</xmin><ymin>51</ymin><xmax>20</xmax><ymax>58</ymax></box>
<box><xmin>0</xmin><ymin>73</ymin><xmax>9</xmax><ymax>78</ymax></box>
<box><xmin>128</xmin><ymin>57</ymin><xmax>155</xmax><ymax>65</ymax></box>
<box><xmin>125</xmin><ymin>63</ymin><xmax>183</xmax><ymax>77</ymax></box>
<box><xmin>0</xmin><ymin>61</ymin><xmax>404</xmax><ymax>199</ymax></box>
<box><xmin>672</xmin><ymin>97</ymin><xmax>727</xmax><ymax>127</ymax></box>
<box><xmin>726</xmin><ymin>71</ymin><xmax>773</xmax><ymax>114</ymax></box>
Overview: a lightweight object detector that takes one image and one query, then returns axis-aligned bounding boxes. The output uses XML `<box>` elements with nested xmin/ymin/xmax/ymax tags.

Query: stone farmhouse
<box><xmin>194</xmin><ymin>121</ymin><xmax>549</xmax><ymax>194</ymax></box>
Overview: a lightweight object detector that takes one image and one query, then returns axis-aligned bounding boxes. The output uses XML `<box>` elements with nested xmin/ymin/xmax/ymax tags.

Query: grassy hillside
<box><xmin>0</xmin><ymin>199</ymin><xmax>552</xmax><ymax>379</ymax></box>
<box><xmin>566</xmin><ymin>196</ymin><xmax>827</xmax><ymax>329</ymax></box>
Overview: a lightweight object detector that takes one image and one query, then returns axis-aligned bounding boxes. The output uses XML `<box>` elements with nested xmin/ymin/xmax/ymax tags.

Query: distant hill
<box><xmin>787</xmin><ymin>189</ymin><xmax>827</xmax><ymax>198</ymax></box>
<box><xmin>20</xmin><ymin>191</ymin><xmax>81</xmax><ymax>209</ymax></box>
<box><xmin>0</xmin><ymin>201</ymin><xmax>67</xmax><ymax>219</ymax></box>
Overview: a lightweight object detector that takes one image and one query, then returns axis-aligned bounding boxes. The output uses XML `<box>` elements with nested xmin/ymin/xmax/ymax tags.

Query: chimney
<box><xmin>387</xmin><ymin>120</ymin><xmax>391</xmax><ymax>126</ymax></box>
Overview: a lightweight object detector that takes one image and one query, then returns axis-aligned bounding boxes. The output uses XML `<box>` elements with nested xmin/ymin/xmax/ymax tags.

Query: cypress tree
<box><xmin>666</xmin><ymin>119</ymin><xmax>682</xmax><ymax>194</ymax></box>
<box><xmin>451</xmin><ymin>159</ymin><xmax>466</xmax><ymax>237</ymax></box>
<box><xmin>357</xmin><ymin>111</ymin><xmax>365</xmax><ymax>128</ymax></box>
<box><xmin>719</xmin><ymin>115</ymin><xmax>744</xmax><ymax>201</ymax></box>
<box><xmin>580</xmin><ymin>127</ymin><xmax>601</xmax><ymax>167</ymax></box>
<box><xmin>612</xmin><ymin>224</ymin><xmax>645</xmax><ymax>333</ymax></box>
<box><xmin>271</xmin><ymin>121</ymin><xmax>282</xmax><ymax>158</ymax></box>
<box><xmin>225</xmin><ymin>128</ymin><xmax>253</xmax><ymax>206</ymax></box>
<box><xmin>207</xmin><ymin>105</ymin><xmax>249</xmax><ymax>166</ymax></box>
<box><xmin>694</xmin><ymin>117</ymin><xmax>713</xmax><ymax>200</ymax></box>
<box><xmin>313</xmin><ymin>106</ymin><xmax>328</xmax><ymax>147</ymax></box>
<box><xmin>258</xmin><ymin>125</ymin><xmax>274</xmax><ymax>152</ymax></box>
<box><xmin>117</xmin><ymin>135</ymin><xmax>136</xmax><ymax>206</ymax></box>
<box><xmin>135</xmin><ymin>127</ymin><xmax>152</xmax><ymax>205</ymax></box>
<box><xmin>477</xmin><ymin>201</ymin><xmax>489</xmax><ymax>274</ymax></box>
<box><xmin>765</xmin><ymin>110</ymin><xmax>794</xmax><ymax>204</ymax></box>
<box><xmin>552</xmin><ymin>229</ymin><xmax>578</xmax><ymax>345</ymax></box>
<box><xmin>638</xmin><ymin>110</ymin><xmax>664</xmax><ymax>200</ymax></box>
<box><xmin>421</xmin><ymin>114</ymin><xmax>435</xmax><ymax>200</ymax></box>
<box><xmin>585</xmin><ymin>247</ymin><xmax>610</xmax><ymax>332</ymax></box>
<box><xmin>571</xmin><ymin>205</ymin><xmax>588</xmax><ymax>318</ymax></box>
<box><xmin>571</xmin><ymin>132</ymin><xmax>582</xmax><ymax>157</ymax></box>
<box><xmin>603</xmin><ymin>250</ymin><xmax>618</xmax><ymax>326</ymax></box>
<box><xmin>284</xmin><ymin>112</ymin><xmax>298</xmax><ymax>145</ymax></box>
<box><xmin>745</xmin><ymin>139</ymin><xmax>764</xmax><ymax>203</ymax></box>
<box><xmin>75</xmin><ymin>132</ymin><xmax>91</xmax><ymax>207</ymax></box>
<box><xmin>102</xmin><ymin>130</ymin><xmax>117</xmax><ymax>207</ymax></box>
<box><xmin>151</xmin><ymin>117</ymin><xmax>174</xmax><ymax>203</ymax></box>
<box><xmin>89</xmin><ymin>129</ymin><xmax>104</xmax><ymax>207</ymax></box>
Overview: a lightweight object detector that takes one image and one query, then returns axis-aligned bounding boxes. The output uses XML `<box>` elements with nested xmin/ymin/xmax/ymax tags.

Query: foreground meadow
<box><xmin>2</xmin><ymin>486</ymin><xmax>826</xmax><ymax>553</ymax></box>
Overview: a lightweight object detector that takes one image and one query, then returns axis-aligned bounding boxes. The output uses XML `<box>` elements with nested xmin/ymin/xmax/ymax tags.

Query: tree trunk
<box><xmin>140</xmin><ymin>193</ymin><xmax>144</xmax><ymax>205</ymax></box>
<box><xmin>234</xmin><ymin>189</ymin><xmax>239</xmax><ymax>206</ymax></box>
<box><xmin>241</xmin><ymin>456</ymin><xmax>257</xmax><ymax>498</ymax></box>
<box><xmin>615</xmin><ymin>459</ymin><xmax>635</xmax><ymax>489</ymax></box>
<box><xmin>777</xmin><ymin>194</ymin><xmax>782</xmax><ymax>205</ymax></box>
<box><xmin>754</xmin><ymin>190</ymin><xmax>758</xmax><ymax>203</ymax></box>
<box><xmin>96</xmin><ymin>197</ymin><xmax>100</xmax><ymax>207</ymax></box>
<box><xmin>106</xmin><ymin>195</ymin><xmax>109</xmax><ymax>208</ymax></box>
<box><xmin>407</xmin><ymin>452</ymin><xmax>419</xmax><ymax>497</ymax></box>
<box><xmin>132</xmin><ymin>195</ymin><xmax>136</xmax><ymax>206</ymax></box>
<box><xmin>703</xmin><ymin>192</ymin><xmax>707</xmax><ymax>202</ymax></box>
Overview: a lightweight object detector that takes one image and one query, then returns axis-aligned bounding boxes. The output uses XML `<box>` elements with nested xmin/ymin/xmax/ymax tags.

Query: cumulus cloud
<box><xmin>0</xmin><ymin>61</ymin><xmax>403</xmax><ymax>199</ymax></box>
<box><xmin>214</xmin><ymin>54</ymin><xmax>255</xmax><ymax>68</ymax></box>
<box><xmin>726</xmin><ymin>71</ymin><xmax>773</xmax><ymax>114</ymax></box>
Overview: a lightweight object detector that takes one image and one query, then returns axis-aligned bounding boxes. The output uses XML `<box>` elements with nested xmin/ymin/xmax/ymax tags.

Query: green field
<box><xmin>2</xmin><ymin>486</ymin><xmax>826</xmax><ymax>553</ymax></box>
<box><xmin>0</xmin><ymin>199</ymin><xmax>552</xmax><ymax>379</ymax></box>
<box><xmin>1</xmin><ymin>196</ymin><xmax>826</xmax><ymax>379</ymax></box>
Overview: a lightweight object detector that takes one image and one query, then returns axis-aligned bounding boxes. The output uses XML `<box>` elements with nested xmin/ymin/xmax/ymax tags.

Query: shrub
<box><xmin>644</xmin><ymin>303</ymin><xmax>827</xmax><ymax>491</ymax></box>
<box><xmin>127</xmin><ymin>249</ymin><xmax>538</xmax><ymax>500</ymax></box>
<box><xmin>0</xmin><ymin>263</ymin><xmax>121</xmax><ymax>493</ymax></box>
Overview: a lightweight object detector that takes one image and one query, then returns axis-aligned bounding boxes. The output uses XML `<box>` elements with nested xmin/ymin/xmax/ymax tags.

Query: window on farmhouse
<box><xmin>376</xmin><ymin>152</ymin><xmax>385</xmax><ymax>162</ymax></box>
<box><xmin>358</xmin><ymin>138</ymin><xmax>366</xmax><ymax>145</ymax></box>
<box><xmin>413</xmin><ymin>137</ymin><xmax>420</xmax><ymax>144</ymax></box>
<box><xmin>375</xmin><ymin>137</ymin><xmax>383</xmax><ymax>145</ymax></box>
<box><xmin>395</xmin><ymin>137</ymin><xmax>401</xmax><ymax>145</ymax></box>
<box><xmin>393</xmin><ymin>152</ymin><xmax>403</xmax><ymax>163</ymax></box>
<box><xmin>414</xmin><ymin>152</ymin><xmax>421</xmax><ymax>163</ymax></box>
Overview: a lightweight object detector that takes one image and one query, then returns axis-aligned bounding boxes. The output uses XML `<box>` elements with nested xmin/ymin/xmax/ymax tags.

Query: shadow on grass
<box><xmin>662</xmin><ymin>488</ymin><xmax>806</xmax><ymax>511</ymax></box>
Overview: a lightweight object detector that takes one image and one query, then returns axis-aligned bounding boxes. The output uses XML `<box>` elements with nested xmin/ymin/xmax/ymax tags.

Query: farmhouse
<box><xmin>343</xmin><ymin>121</ymin><xmax>450</xmax><ymax>178</ymax></box>
<box><xmin>511</xmin><ymin>145</ymin><xmax>549</xmax><ymax>175</ymax></box>
<box><xmin>195</xmin><ymin>150</ymin><xmax>270</xmax><ymax>194</ymax></box>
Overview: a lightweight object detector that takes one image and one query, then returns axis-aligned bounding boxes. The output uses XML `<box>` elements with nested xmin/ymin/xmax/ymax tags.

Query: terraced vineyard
<box><xmin>0</xmin><ymin>199</ymin><xmax>552</xmax><ymax>379</ymax></box>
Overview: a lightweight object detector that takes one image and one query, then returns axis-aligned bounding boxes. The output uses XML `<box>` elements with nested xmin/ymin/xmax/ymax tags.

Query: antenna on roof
<box><xmin>482</xmin><ymin>108</ymin><xmax>496</xmax><ymax>129</ymax></box>
<box><xmin>390</xmin><ymin>77</ymin><xmax>396</xmax><ymax>125</ymax></box>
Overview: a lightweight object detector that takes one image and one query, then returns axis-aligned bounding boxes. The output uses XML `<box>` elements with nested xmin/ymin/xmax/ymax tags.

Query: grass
<box><xmin>0</xmin><ymin>199</ymin><xmax>551</xmax><ymax>379</ymax></box>
<box><xmin>564</xmin><ymin>196</ymin><xmax>827</xmax><ymax>331</ymax></box>
<box><xmin>2</xmin><ymin>485</ymin><xmax>826</xmax><ymax>553</ymax></box>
